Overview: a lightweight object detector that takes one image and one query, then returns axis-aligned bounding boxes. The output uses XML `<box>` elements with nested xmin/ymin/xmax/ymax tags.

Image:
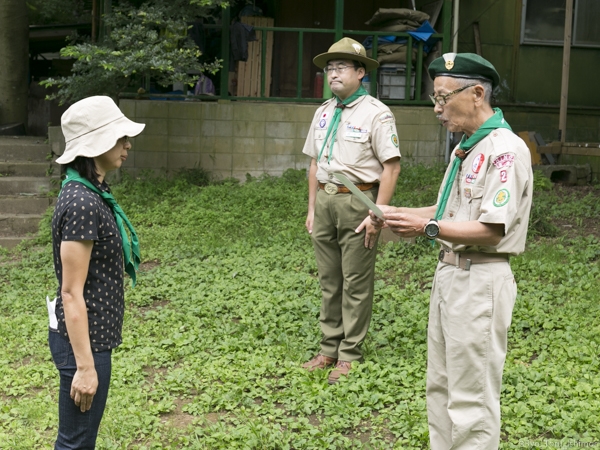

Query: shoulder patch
<box><xmin>379</xmin><ymin>112</ymin><xmax>395</xmax><ymax>124</ymax></box>
<box><xmin>493</xmin><ymin>153</ymin><xmax>516</xmax><ymax>169</ymax></box>
<box><xmin>391</xmin><ymin>134</ymin><xmax>399</xmax><ymax>147</ymax></box>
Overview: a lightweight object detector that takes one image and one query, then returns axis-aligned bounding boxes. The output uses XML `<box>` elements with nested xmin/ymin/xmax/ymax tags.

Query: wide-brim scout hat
<box><xmin>428</xmin><ymin>52</ymin><xmax>500</xmax><ymax>89</ymax></box>
<box><xmin>56</xmin><ymin>95</ymin><xmax>146</xmax><ymax>164</ymax></box>
<box><xmin>313</xmin><ymin>37</ymin><xmax>380</xmax><ymax>72</ymax></box>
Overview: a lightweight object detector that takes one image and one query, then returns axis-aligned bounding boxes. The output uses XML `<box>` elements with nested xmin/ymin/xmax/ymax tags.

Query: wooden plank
<box><xmin>517</xmin><ymin>131</ymin><xmax>542</xmax><ymax>165</ymax></box>
<box><xmin>561</xmin><ymin>147</ymin><xmax>600</xmax><ymax>156</ymax></box>
<box><xmin>559</xmin><ymin>0</ymin><xmax>574</xmax><ymax>142</ymax></box>
<box><xmin>250</xmin><ymin>18</ymin><xmax>261</xmax><ymax>97</ymax></box>
<box><xmin>538</xmin><ymin>143</ymin><xmax>600</xmax><ymax>156</ymax></box>
<box><xmin>236</xmin><ymin>16</ymin><xmax>274</xmax><ymax>97</ymax></box>
<box><xmin>250</xmin><ymin>16</ymin><xmax>260</xmax><ymax>96</ymax></box>
<box><xmin>237</xmin><ymin>56</ymin><xmax>245</xmax><ymax>96</ymax></box>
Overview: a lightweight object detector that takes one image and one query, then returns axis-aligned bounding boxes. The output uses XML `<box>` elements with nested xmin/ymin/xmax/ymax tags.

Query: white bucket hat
<box><xmin>56</xmin><ymin>95</ymin><xmax>145</xmax><ymax>164</ymax></box>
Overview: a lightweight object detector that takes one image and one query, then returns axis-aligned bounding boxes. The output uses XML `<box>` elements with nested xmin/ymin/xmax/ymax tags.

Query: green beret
<box><xmin>428</xmin><ymin>52</ymin><xmax>500</xmax><ymax>89</ymax></box>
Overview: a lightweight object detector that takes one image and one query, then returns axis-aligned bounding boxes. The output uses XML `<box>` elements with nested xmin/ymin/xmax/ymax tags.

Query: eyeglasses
<box><xmin>429</xmin><ymin>84</ymin><xmax>477</xmax><ymax>106</ymax></box>
<box><xmin>118</xmin><ymin>136</ymin><xmax>130</xmax><ymax>145</ymax></box>
<box><xmin>323</xmin><ymin>65</ymin><xmax>354</xmax><ymax>75</ymax></box>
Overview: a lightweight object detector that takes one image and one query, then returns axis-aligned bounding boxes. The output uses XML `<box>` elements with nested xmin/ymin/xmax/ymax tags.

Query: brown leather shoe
<box><xmin>302</xmin><ymin>354</ymin><xmax>337</xmax><ymax>371</ymax></box>
<box><xmin>328</xmin><ymin>360</ymin><xmax>352</xmax><ymax>384</ymax></box>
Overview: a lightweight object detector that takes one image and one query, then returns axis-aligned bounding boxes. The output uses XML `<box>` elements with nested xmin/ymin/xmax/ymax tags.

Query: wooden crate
<box><xmin>237</xmin><ymin>17</ymin><xmax>274</xmax><ymax>97</ymax></box>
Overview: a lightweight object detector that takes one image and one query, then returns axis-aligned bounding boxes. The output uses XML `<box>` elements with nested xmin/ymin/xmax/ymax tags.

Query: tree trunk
<box><xmin>0</xmin><ymin>0</ymin><xmax>29</xmax><ymax>128</ymax></box>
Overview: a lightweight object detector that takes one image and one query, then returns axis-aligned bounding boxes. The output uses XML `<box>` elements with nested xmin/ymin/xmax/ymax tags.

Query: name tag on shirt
<box><xmin>345</xmin><ymin>131</ymin><xmax>364</xmax><ymax>139</ymax></box>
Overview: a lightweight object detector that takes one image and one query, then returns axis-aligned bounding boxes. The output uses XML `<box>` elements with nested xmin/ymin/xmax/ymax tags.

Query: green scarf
<box><xmin>317</xmin><ymin>85</ymin><xmax>369</xmax><ymax>164</ymax></box>
<box><xmin>61</xmin><ymin>167</ymin><xmax>140</xmax><ymax>287</ymax></box>
<box><xmin>434</xmin><ymin>108</ymin><xmax>513</xmax><ymax>223</ymax></box>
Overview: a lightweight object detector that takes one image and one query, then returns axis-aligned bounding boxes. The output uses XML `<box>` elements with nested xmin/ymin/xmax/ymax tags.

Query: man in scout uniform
<box><xmin>301</xmin><ymin>37</ymin><xmax>401</xmax><ymax>384</ymax></box>
<box><xmin>372</xmin><ymin>53</ymin><xmax>534</xmax><ymax>448</ymax></box>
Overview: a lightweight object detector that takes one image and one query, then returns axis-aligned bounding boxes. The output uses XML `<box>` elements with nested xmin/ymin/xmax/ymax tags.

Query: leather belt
<box><xmin>439</xmin><ymin>249</ymin><xmax>509</xmax><ymax>271</ymax></box>
<box><xmin>318</xmin><ymin>182</ymin><xmax>378</xmax><ymax>194</ymax></box>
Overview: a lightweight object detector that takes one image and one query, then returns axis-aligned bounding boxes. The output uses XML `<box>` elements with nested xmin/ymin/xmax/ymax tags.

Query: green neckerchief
<box><xmin>317</xmin><ymin>85</ymin><xmax>369</xmax><ymax>164</ymax></box>
<box><xmin>61</xmin><ymin>167</ymin><xmax>140</xmax><ymax>287</ymax></box>
<box><xmin>433</xmin><ymin>108</ymin><xmax>513</xmax><ymax>223</ymax></box>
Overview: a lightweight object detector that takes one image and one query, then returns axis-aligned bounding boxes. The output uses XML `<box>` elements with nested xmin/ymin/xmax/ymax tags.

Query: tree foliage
<box><xmin>41</xmin><ymin>0</ymin><xmax>229</xmax><ymax>104</ymax></box>
<box><xmin>27</xmin><ymin>0</ymin><xmax>89</xmax><ymax>25</ymax></box>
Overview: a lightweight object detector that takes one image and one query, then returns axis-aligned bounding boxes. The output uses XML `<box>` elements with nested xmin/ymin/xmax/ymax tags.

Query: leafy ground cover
<box><xmin>0</xmin><ymin>166</ymin><xmax>599</xmax><ymax>449</ymax></box>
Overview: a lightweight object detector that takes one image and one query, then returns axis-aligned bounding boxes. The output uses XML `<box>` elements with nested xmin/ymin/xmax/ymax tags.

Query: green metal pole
<box><xmin>406</xmin><ymin>36</ymin><xmax>413</xmax><ymax>101</ymax></box>
<box><xmin>261</xmin><ymin>27</ymin><xmax>267</xmax><ymax>97</ymax></box>
<box><xmin>324</xmin><ymin>0</ymin><xmax>344</xmax><ymax>99</ymax></box>
<box><xmin>220</xmin><ymin>6</ymin><xmax>231</xmax><ymax>99</ymax></box>
<box><xmin>334</xmin><ymin>0</ymin><xmax>344</xmax><ymax>40</ymax></box>
<box><xmin>415</xmin><ymin>41</ymin><xmax>424</xmax><ymax>101</ymax></box>
<box><xmin>442</xmin><ymin>0</ymin><xmax>452</xmax><ymax>54</ymax></box>
<box><xmin>297</xmin><ymin>31</ymin><xmax>304</xmax><ymax>98</ymax></box>
<box><xmin>371</xmin><ymin>38</ymin><xmax>378</xmax><ymax>97</ymax></box>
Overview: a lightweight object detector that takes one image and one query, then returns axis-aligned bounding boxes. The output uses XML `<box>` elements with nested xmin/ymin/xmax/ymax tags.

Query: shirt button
<box><xmin>449</xmin><ymin>212</ymin><xmax>454</xmax><ymax>217</ymax></box>
<box><xmin>493</xmin><ymin>132</ymin><xmax>498</xmax><ymax>137</ymax></box>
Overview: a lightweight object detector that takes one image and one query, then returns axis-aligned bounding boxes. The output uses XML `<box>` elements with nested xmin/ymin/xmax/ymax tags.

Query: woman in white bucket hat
<box><xmin>48</xmin><ymin>96</ymin><xmax>144</xmax><ymax>449</ymax></box>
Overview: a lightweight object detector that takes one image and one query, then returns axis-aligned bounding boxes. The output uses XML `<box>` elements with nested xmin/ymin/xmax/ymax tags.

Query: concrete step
<box><xmin>0</xmin><ymin>136</ymin><xmax>51</xmax><ymax>163</ymax></box>
<box><xmin>0</xmin><ymin>176</ymin><xmax>57</xmax><ymax>195</ymax></box>
<box><xmin>0</xmin><ymin>161</ymin><xmax>58</xmax><ymax>177</ymax></box>
<box><xmin>0</xmin><ymin>214</ymin><xmax>43</xmax><ymax>236</ymax></box>
<box><xmin>0</xmin><ymin>195</ymin><xmax>55</xmax><ymax>214</ymax></box>
<box><xmin>0</xmin><ymin>236</ymin><xmax>34</xmax><ymax>250</ymax></box>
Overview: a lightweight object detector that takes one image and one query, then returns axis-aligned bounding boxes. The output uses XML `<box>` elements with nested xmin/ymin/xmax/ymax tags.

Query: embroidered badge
<box><xmin>352</xmin><ymin>43</ymin><xmax>362</xmax><ymax>54</ymax></box>
<box><xmin>500</xmin><ymin>170</ymin><xmax>508</xmax><ymax>183</ymax></box>
<box><xmin>391</xmin><ymin>134</ymin><xmax>399</xmax><ymax>147</ymax></box>
<box><xmin>464</xmin><ymin>187</ymin><xmax>472</xmax><ymax>199</ymax></box>
<box><xmin>379</xmin><ymin>113</ymin><xmax>395</xmax><ymax>124</ymax></box>
<box><xmin>319</xmin><ymin>119</ymin><xmax>327</xmax><ymax>128</ymax></box>
<box><xmin>472</xmin><ymin>153</ymin><xmax>485</xmax><ymax>174</ymax></box>
<box><xmin>345</xmin><ymin>124</ymin><xmax>368</xmax><ymax>139</ymax></box>
<box><xmin>493</xmin><ymin>153</ymin><xmax>515</xmax><ymax>169</ymax></box>
<box><xmin>465</xmin><ymin>173</ymin><xmax>477</xmax><ymax>184</ymax></box>
<box><xmin>493</xmin><ymin>189</ymin><xmax>510</xmax><ymax>207</ymax></box>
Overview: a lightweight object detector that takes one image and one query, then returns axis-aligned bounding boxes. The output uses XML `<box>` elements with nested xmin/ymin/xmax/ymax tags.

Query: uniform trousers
<box><xmin>311</xmin><ymin>187</ymin><xmax>379</xmax><ymax>362</ymax></box>
<box><xmin>427</xmin><ymin>260</ymin><xmax>517</xmax><ymax>450</ymax></box>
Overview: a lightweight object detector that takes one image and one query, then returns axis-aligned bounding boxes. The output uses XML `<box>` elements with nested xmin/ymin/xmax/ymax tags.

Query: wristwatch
<box><xmin>424</xmin><ymin>219</ymin><xmax>440</xmax><ymax>239</ymax></box>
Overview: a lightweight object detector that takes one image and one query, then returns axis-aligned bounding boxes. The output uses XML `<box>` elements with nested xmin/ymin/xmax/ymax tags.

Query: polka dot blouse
<box><xmin>51</xmin><ymin>180</ymin><xmax>125</xmax><ymax>352</ymax></box>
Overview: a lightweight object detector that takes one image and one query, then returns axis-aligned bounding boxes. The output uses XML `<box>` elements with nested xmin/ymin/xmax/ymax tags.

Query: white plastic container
<box><xmin>378</xmin><ymin>64</ymin><xmax>415</xmax><ymax>100</ymax></box>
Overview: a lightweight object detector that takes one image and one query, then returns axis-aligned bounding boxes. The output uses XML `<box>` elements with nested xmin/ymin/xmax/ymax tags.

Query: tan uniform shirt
<box><xmin>302</xmin><ymin>95</ymin><xmax>401</xmax><ymax>183</ymax></box>
<box><xmin>436</xmin><ymin>128</ymin><xmax>533</xmax><ymax>255</ymax></box>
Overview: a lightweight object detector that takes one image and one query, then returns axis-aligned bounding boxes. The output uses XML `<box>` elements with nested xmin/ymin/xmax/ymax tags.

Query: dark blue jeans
<box><xmin>49</xmin><ymin>328</ymin><xmax>112</xmax><ymax>450</ymax></box>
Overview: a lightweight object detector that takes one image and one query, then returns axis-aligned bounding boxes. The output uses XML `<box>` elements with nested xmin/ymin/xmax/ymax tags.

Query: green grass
<box><xmin>1</xmin><ymin>166</ymin><xmax>599</xmax><ymax>449</ymax></box>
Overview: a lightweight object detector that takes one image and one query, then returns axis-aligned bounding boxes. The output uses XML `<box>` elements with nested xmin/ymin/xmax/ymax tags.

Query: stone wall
<box><xmin>50</xmin><ymin>100</ymin><xmax>447</xmax><ymax>181</ymax></box>
<box><xmin>48</xmin><ymin>100</ymin><xmax>600</xmax><ymax>181</ymax></box>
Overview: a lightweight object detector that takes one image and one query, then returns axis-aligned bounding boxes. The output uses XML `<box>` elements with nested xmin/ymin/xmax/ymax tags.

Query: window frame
<box><xmin>520</xmin><ymin>0</ymin><xmax>600</xmax><ymax>49</ymax></box>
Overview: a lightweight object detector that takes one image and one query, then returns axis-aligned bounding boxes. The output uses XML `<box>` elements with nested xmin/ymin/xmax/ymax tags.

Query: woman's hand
<box><xmin>71</xmin><ymin>366</ymin><xmax>98</xmax><ymax>412</ymax></box>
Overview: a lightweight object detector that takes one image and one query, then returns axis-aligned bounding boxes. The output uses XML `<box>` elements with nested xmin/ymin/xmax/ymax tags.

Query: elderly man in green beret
<box><xmin>372</xmin><ymin>53</ymin><xmax>534</xmax><ymax>449</ymax></box>
<box><xmin>301</xmin><ymin>37</ymin><xmax>401</xmax><ymax>384</ymax></box>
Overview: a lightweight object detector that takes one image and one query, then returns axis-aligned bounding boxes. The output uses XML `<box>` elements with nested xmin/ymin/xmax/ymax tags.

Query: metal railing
<box><xmin>215</xmin><ymin>0</ymin><xmax>452</xmax><ymax>104</ymax></box>
<box><xmin>121</xmin><ymin>1</ymin><xmax>452</xmax><ymax>105</ymax></box>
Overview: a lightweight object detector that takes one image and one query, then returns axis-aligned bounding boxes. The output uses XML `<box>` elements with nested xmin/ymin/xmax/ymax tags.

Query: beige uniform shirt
<box><xmin>302</xmin><ymin>95</ymin><xmax>401</xmax><ymax>183</ymax></box>
<box><xmin>436</xmin><ymin>128</ymin><xmax>533</xmax><ymax>255</ymax></box>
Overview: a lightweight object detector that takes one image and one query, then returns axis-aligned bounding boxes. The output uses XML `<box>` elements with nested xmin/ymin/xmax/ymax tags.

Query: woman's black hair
<box><xmin>65</xmin><ymin>156</ymin><xmax>100</xmax><ymax>183</ymax></box>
